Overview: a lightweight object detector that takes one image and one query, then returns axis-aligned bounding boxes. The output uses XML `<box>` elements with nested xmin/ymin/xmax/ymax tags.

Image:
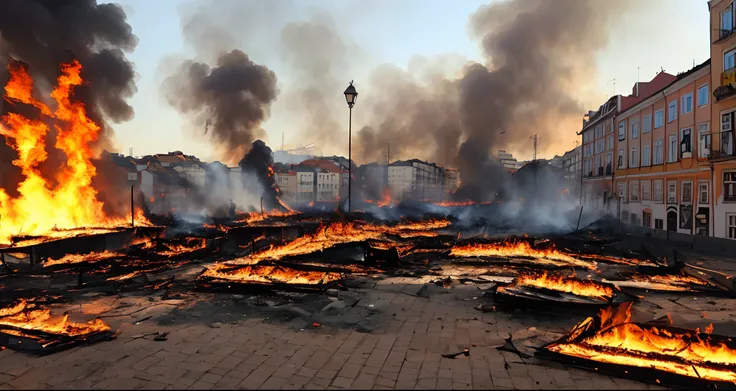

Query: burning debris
<box><xmin>197</xmin><ymin>263</ymin><xmax>342</xmax><ymax>292</ymax></box>
<box><xmin>493</xmin><ymin>271</ymin><xmax>637</xmax><ymax>313</ymax></box>
<box><xmin>450</xmin><ymin>239</ymin><xmax>597</xmax><ymax>269</ymax></box>
<box><xmin>538</xmin><ymin>302</ymin><xmax>736</xmax><ymax>389</ymax></box>
<box><xmin>0</xmin><ymin>300</ymin><xmax>114</xmax><ymax>354</ymax></box>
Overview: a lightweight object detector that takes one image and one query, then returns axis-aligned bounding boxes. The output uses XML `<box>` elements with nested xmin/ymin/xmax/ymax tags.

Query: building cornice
<box><xmin>618</xmin><ymin>65</ymin><xmax>710</xmax><ymax>121</ymax></box>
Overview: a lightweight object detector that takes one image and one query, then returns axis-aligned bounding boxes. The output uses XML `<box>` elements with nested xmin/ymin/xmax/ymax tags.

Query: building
<box><xmin>710</xmin><ymin>0</ymin><xmax>736</xmax><ymax>239</ymax></box>
<box><xmin>140</xmin><ymin>163</ymin><xmax>191</xmax><ymax>215</ymax></box>
<box><xmin>497</xmin><ymin>150</ymin><xmax>523</xmax><ymax>172</ymax></box>
<box><xmin>274</xmin><ymin>171</ymin><xmax>297</xmax><ymax>204</ymax></box>
<box><xmin>615</xmin><ymin>60</ymin><xmax>711</xmax><ymax>235</ymax></box>
<box><xmin>387</xmin><ymin>159</ymin><xmax>447</xmax><ymax>201</ymax></box>
<box><xmin>444</xmin><ymin>168</ymin><xmax>459</xmax><ymax>194</ymax></box>
<box><xmin>580</xmin><ymin>71</ymin><xmax>678</xmax><ymax>213</ymax></box>
<box><xmin>579</xmin><ymin>96</ymin><xmax>619</xmax><ymax>212</ymax></box>
<box><xmin>560</xmin><ymin>145</ymin><xmax>582</xmax><ymax>195</ymax></box>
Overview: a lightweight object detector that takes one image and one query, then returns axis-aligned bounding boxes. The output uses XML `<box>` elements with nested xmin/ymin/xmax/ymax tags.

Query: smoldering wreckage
<box><xmin>1</xmin><ymin>62</ymin><xmax>736</xmax><ymax>391</ymax></box>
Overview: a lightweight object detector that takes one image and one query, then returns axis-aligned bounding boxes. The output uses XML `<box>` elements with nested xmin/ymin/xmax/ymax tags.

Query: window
<box><xmin>726</xmin><ymin>48</ymin><xmax>736</xmax><ymax>71</ymax></box>
<box><xmin>617</xmin><ymin>182</ymin><xmax>626</xmax><ymax>202</ymax></box>
<box><xmin>617</xmin><ymin>149</ymin><xmax>625</xmax><ymax>168</ymax></box>
<box><xmin>630</xmin><ymin>181</ymin><xmax>639</xmax><ymax>202</ymax></box>
<box><xmin>681</xmin><ymin>181</ymin><xmax>692</xmax><ymax>204</ymax></box>
<box><xmin>653</xmin><ymin>180</ymin><xmax>663</xmax><ymax>203</ymax></box>
<box><xmin>698</xmin><ymin>123</ymin><xmax>711</xmax><ymax>158</ymax></box>
<box><xmin>654</xmin><ymin>139</ymin><xmax>664</xmax><ymax>165</ymax></box>
<box><xmin>668</xmin><ymin>135</ymin><xmax>678</xmax><ymax>162</ymax></box>
<box><xmin>729</xmin><ymin>215</ymin><xmax>736</xmax><ymax>239</ymax></box>
<box><xmin>642</xmin><ymin>181</ymin><xmax>651</xmax><ymax>201</ymax></box>
<box><xmin>618</xmin><ymin>121</ymin><xmax>626</xmax><ymax>141</ymax></box>
<box><xmin>723</xmin><ymin>112</ymin><xmax>735</xmax><ymax>156</ymax></box>
<box><xmin>681</xmin><ymin>93</ymin><xmax>693</xmax><ymax>114</ymax></box>
<box><xmin>595</xmin><ymin>139</ymin><xmax>604</xmax><ymax>154</ymax></box>
<box><xmin>594</xmin><ymin>155</ymin><xmax>602</xmax><ymax>175</ymax></box>
<box><xmin>723</xmin><ymin>3</ymin><xmax>734</xmax><ymax>33</ymax></box>
<box><xmin>631</xmin><ymin>122</ymin><xmax>639</xmax><ymax>139</ymax></box>
<box><xmin>697</xmin><ymin>85</ymin><xmax>709</xmax><ymax>107</ymax></box>
<box><xmin>724</xmin><ymin>172</ymin><xmax>736</xmax><ymax>202</ymax></box>
<box><xmin>699</xmin><ymin>182</ymin><xmax>709</xmax><ymax>204</ymax></box>
<box><xmin>642</xmin><ymin>145</ymin><xmax>651</xmax><ymax>166</ymax></box>
<box><xmin>643</xmin><ymin>211</ymin><xmax>652</xmax><ymax>228</ymax></box>
<box><xmin>605</xmin><ymin>152</ymin><xmax>613</xmax><ymax>174</ymax></box>
<box><xmin>667</xmin><ymin>181</ymin><xmax>676</xmax><ymax>204</ymax></box>
<box><xmin>630</xmin><ymin>147</ymin><xmax>638</xmax><ymax>167</ymax></box>
<box><xmin>654</xmin><ymin>110</ymin><xmax>664</xmax><ymax>129</ymax></box>
<box><xmin>608</xmin><ymin>120</ymin><xmax>614</xmax><ymax>134</ymax></box>
<box><xmin>595</xmin><ymin>124</ymin><xmax>603</xmax><ymax>139</ymax></box>
<box><xmin>655</xmin><ymin>219</ymin><xmax>663</xmax><ymax>230</ymax></box>
<box><xmin>642</xmin><ymin>115</ymin><xmax>652</xmax><ymax>134</ymax></box>
<box><xmin>583</xmin><ymin>132</ymin><xmax>591</xmax><ymax>143</ymax></box>
<box><xmin>681</xmin><ymin>128</ymin><xmax>692</xmax><ymax>157</ymax></box>
<box><xmin>584</xmin><ymin>159</ymin><xmax>592</xmax><ymax>176</ymax></box>
<box><xmin>606</xmin><ymin>135</ymin><xmax>614</xmax><ymax>150</ymax></box>
<box><xmin>668</xmin><ymin>101</ymin><xmax>677</xmax><ymax>122</ymax></box>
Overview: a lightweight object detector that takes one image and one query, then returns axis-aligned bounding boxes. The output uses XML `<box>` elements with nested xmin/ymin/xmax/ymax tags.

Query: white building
<box><xmin>316</xmin><ymin>171</ymin><xmax>340</xmax><ymax>201</ymax></box>
<box><xmin>497</xmin><ymin>150</ymin><xmax>524</xmax><ymax>171</ymax></box>
<box><xmin>388</xmin><ymin>159</ymin><xmax>447</xmax><ymax>201</ymax></box>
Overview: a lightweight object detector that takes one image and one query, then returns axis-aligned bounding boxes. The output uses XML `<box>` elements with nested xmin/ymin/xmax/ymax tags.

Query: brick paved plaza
<box><xmin>0</xmin><ymin>271</ymin><xmax>690</xmax><ymax>390</ymax></box>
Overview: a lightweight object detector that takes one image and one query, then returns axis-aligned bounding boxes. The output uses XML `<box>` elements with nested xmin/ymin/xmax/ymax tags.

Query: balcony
<box><xmin>715</xmin><ymin>69</ymin><xmax>736</xmax><ymax>101</ymax></box>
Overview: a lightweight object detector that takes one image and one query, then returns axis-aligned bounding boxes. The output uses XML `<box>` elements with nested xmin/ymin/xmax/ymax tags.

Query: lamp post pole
<box><xmin>343</xmin><ymin>81</ymin><xmax>358</xmax><ymax>214</ymax></box>
<box><xmin>348</xmin><ymin>106</ymin><xmax>352</xmax><ymax>213</ymax></box>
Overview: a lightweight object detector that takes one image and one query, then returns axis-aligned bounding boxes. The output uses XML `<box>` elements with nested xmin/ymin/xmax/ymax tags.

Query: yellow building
<box><xmin>710</xmin><ymin>0</ymin><xmax>736</xmax><ymax>239</ymax></box>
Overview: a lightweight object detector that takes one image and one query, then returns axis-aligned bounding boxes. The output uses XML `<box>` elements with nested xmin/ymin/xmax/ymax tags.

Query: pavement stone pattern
<box><xmin>0</xmin><ymin>273</ymin><xmax>680</xmax><ymax>391</ymax></box>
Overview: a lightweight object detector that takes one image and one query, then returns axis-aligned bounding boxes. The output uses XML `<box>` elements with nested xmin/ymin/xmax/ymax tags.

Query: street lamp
<box><xmin>344</xmin><ymin>81</ymin><xmax>358</xmax><ymax>213</ymax></box>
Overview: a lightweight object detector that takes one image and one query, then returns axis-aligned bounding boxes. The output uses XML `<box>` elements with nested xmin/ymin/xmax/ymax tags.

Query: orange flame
<box><xmin>547</xmin><ymin>302</ymin><xmax>736</xmax><ymax>383</ymax></box>
<box><xmin>201</xmin><ymin>264</ymin><xmax>341</xmax><ymax>285</ymax></box>
<box><xmin>0</xmin><ymin>299</ymin><xmax>110</xmax><ymax>337</ymax></box>
<box><xmin>450</xmin><ymin>240</ymin><xmax>596</xmax><ymax>269</ymax></box>
<box><xmin>508</xmin><ymin>271</ymin><xmax>614</xmax><ymax>299</ymax></box>
<box><xmin>0</xmin><ymin>61</ymin><xmax>151</xmax><ymax>244</ymax></box>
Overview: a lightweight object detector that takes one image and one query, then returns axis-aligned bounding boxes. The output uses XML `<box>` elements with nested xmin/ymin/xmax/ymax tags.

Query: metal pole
<box><xmin>348</xmin><ymin>106</ymin><xmax>352</xmax><ymax>213</ymax></box>
<box><xmin>131</xmin><ymin>186</ymin><xmax>135</xmax><ymax>228</ymax></box>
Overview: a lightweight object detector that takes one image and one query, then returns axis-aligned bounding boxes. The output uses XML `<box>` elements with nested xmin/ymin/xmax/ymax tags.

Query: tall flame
<box><xmin>0</xmin><ymin>61</ymin><xmax>142</xmax><ymax>244</ymax></box>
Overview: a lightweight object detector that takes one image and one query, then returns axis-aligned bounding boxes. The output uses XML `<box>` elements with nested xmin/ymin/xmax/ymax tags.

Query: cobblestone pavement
<box><xmin>0</xmin><ymin>272</ymin><xmax>685</xmax><ymax>391</ymax></box>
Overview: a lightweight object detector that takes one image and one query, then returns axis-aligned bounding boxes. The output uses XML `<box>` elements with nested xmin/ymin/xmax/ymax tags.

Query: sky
<box><xmin>112</xmin><ymin>0</ymin><xmax>710</xmax><ymax>163</ymax></box>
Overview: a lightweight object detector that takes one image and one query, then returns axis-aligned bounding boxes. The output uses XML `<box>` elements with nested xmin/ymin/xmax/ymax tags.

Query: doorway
<box><xmin>667</xmin><ymin>210</ymin><xmax>677</xmax><ymax>232</ymax></box>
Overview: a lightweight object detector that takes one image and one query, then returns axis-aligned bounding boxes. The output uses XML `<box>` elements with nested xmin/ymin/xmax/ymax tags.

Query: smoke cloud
<box><xmin>356</xmin><ymin>0</ymin><xmax>630</xmax><ymax>201</ymax></box>
<box><xmin>0</xmin><ymin>0</ymin><xmax>138</xmax><ymax>212</ymax></box>
<box><xmin>161</xmin><ymin>49</ymin><xmax>279</xmax><ymax>164</ymax></box>
<box><xmin>0</xmin><ymin>0</ymin><xmax>138</xmax><ymax>146</ymax></box>
<box><xmin>238</xmin><ymin>140</ymin><xmax>280</xmax><ymax>210</ymax></box>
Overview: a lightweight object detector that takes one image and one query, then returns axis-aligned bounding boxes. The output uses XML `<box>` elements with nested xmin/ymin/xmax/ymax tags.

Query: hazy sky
<box><xmin>113</xmin><ymin>0</ymin><xmax>710</xmax><ymax>163</ymax></box>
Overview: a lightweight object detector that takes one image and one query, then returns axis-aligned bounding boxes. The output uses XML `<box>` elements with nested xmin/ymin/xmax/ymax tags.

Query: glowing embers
<box><xmin>242</xmin><ymin>220</ymin><xmax>448</xmax><ymax>262</ymax></box>
<box><xmin>197</xmin><ymin>262</ymin><xmax>342</xmax><ymax>291</ymax></box>
<box><xmin>494</xmin><ymin>272</ymin><xmax>634</xmax><ymax>312</ymax></box>
<box><xmin>603</xmin><ymin>273</ymin><xmax>718</xmax><ymax>293</ymax></box>
<box><xmin>0</xmin><ymin>300</ymin><xmax>114</xmax><ymax>354</ymax></box>
<box><xmin>539</xmin><ymin>302</ymin><xmax>736</xmax><ymax>389</ymax></box>
<box><xmin>450</xmin><ymin>239</ymin><xmax>596</xmax><ymax>269</ymax></box>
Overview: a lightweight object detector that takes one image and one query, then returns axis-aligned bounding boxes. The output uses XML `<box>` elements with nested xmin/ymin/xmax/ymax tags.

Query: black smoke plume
<box><xmin>0</xmin><ymin>0</ymin><xmax>138</xmax><ymax>213</ymax></box>
<box><xmin>162</xmin><ymin>50</ymin><xmax>278</xmax><ymax>164</ymax></box>
<box><xmin>356</xmin><ymin>0</ymin><xmax>628</xmax><ymax>201</ymax></box>
<box><xmin>238</xmin><ymin>140</ymin><xmax>279</xmax><ymax>210</ymax></box>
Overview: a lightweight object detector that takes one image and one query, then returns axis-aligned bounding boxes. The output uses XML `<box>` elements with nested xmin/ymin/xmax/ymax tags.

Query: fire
<box><xmin>234</xmin><ymin>208</ymin><xmax>298</xmax><ymax>224</ymax></box>
<box><xmin>0</xmin><ymin>60</ymin><xmax>151</xmax><ymax>245</ymax></box>
<box><xmin>450</xmin><ymin>240</ymin><xmax>596</xmax><ymax>269</ymax></box>
<box><xmin>0</xmin><ymin>299</ymin><xmax>110</xmax><ymax>338</ymax></box>
<box><xmin>229</xmin><ymin>219</ymin><xmax>450</xmax><ymax>262</ymax></box>
<box><xmin>508</xmin><ymin>271</ymin><xmax>614</xmax><ymax>300</ymax></box>
<box><xmin>45</xmin><ymin>249</ymin><xmax>120</xmax><ymax>267</ymax></box>
<box><xmin>546</xmin><ymin>302</ymin><xmax>736</xmax><ymax>383</ymax></box>
<box><xmin>603</xmin><ymin>273</ymin><xmax>713</xmax><ymax>292</ymax></box>
<box><xmin>434</xmin><ymin>200</ymin><xmax>474</xmax><ymax>207</ymax></box>
<box><xmin>201</xmin><ymin>264</ymin><xmax>341</xmax><ymax>285</ymax></box>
